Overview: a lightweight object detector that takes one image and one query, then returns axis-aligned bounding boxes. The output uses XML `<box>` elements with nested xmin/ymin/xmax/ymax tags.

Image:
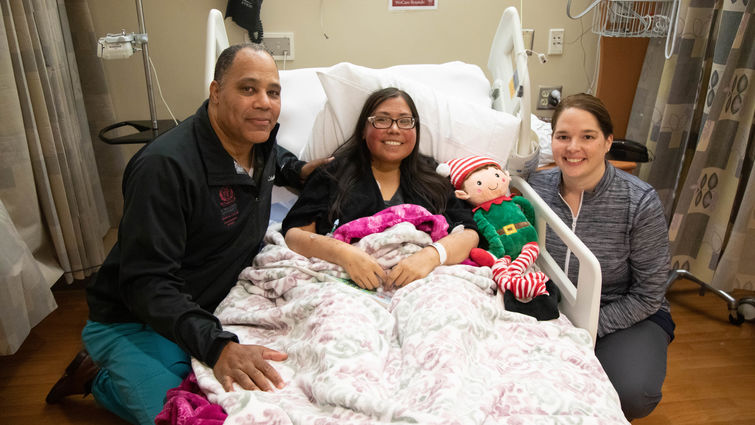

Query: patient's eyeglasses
<box><xmin>367</xmin><ymin>116</ymin><xmax>416</xmax><ymax>130</ymax></box>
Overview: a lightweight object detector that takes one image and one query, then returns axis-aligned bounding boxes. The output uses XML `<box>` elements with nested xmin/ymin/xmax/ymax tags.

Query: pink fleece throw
<box><xmin>332</xmin><ymin>204</ymin><xmax>449</xmax><ymax>243</ymax></box>
<box><xmin>155</xmin><ymin>372</ymin><xmax>227</xmax><ymax>425</ymax></box>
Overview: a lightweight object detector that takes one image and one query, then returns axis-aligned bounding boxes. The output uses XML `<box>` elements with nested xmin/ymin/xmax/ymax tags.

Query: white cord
<box><xmin>282</xmin><ymin>51</ymin><xmax>288</xmax><ymax>70</ymax></box>
<box><xmin>588</xmin><ymin>35</ymin><xmax>602</xmax><ymax>94</ymax></box>
<box><xmin>526</xmin><ymin>49</ymin><xmax>548</xmax><ymax>63</ymax></box>
<box><xmin>578</xmin><ymin>17</ymin><xmax>593</xmax><ymax>93</ymax></box>
<box><xmin>664</xmin><ymin>0</ymin><xmax>681</xmax><ymax>59</ymax></box>
<box><xmin>566</xmin><ymin>0</ymin><xmax>603</xmax><ymax>19</ymax></box>
<box><xmin>147</xmin><ymin>55</ymin><xmax>178</xmax><ymax>125</ymax></box>
<box><xmin>320</xmin><ymin>0</ymin><xmax>329</xmax><ymax>39</ymax></box>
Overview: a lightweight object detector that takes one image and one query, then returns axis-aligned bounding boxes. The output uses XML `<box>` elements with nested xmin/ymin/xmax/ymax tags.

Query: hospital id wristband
<box><xmin>431</xmin><ymin>242</ymin><xmax>447</xmax><ymax>265</ymax></box>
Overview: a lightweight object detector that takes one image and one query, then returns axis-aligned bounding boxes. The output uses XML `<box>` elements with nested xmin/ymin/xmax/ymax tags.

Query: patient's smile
<box><xmin>364</xmin><ymin>96</ymin><xmax>417</xmax><ymax>168</ymax></box>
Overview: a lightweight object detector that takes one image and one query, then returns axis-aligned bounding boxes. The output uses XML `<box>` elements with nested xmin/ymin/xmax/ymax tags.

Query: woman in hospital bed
<box><xmin>282</xmin><ymin>87</ymin><xmax>479</xmax><ymax>288</ymax></box>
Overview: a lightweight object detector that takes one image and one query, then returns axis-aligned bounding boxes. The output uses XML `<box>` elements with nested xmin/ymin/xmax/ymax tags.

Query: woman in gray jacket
<box><xmin>528</xmin><ymin>93</ymin><xmax>673</xmax><ymax>421</ymax></box>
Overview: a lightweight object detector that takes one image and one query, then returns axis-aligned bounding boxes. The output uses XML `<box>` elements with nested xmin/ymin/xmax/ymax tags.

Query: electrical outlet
<box><xmin>537</xmin><ymin>85</ymin><xmax>562</xmax><ymax>110</ymax></box>
<box><xmin>262</xmin><ymin>32</ymin><xmax>295</xmax><ymax>61</ymax></box>
<box><xmin>522</xmin><ymin>29</ymin><xmax>534</xmax><ymax>51</ymax></box>
<box><xmin>548</xmin><ymin>28</ymin><xmax>564</xmax><ymax>55</ymax></box>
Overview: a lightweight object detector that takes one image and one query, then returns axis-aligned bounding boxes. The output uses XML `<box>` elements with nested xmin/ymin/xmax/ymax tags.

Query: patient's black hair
<box><xmin>326</xmin><ymin>87</ymin><xmax>450</xmax><ymax>222</ymax></box>
<box><xmin>213</xmin><ymin>43</ymin><xmax>273</xmax><ymax>84</ymax></box>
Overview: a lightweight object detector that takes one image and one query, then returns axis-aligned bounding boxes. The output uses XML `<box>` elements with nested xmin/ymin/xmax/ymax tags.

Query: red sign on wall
<box><xmin>390</xmin><ymin>0</ymin><xmax>437</xmax><ymax>10</ymax></box>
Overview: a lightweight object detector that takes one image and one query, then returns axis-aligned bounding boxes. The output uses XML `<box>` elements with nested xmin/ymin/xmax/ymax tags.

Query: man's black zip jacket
<box><xmin>87</xmin><ymin>101</ymin><xmax>304</xmax><ymax>367</ymax></box>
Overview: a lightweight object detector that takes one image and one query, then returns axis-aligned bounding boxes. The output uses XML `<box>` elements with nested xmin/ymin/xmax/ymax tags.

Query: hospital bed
<box><xmin>175</xmin><ymin>8</ymin><xmax>625</xmax><ymax>424</ymax></box>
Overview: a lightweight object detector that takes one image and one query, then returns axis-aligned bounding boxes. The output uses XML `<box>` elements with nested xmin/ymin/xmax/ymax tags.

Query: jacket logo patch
<box><xmin>219</xmin><ymin>186</ymin><xmax>239</xmax><ymax>226</ymax></box>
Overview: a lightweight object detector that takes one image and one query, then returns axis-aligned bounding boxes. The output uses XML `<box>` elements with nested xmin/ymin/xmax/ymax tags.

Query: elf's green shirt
<box><xmin>473</xmin><ymin>195</ymin><xmax>537</xmax><ymax>259</ymax></box>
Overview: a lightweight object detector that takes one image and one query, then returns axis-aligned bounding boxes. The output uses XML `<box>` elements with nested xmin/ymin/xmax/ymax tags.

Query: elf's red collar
<box><xmin>473</xmin><ymin>195</ymin><xmax>512</xmax><ymax>212</ymax></box>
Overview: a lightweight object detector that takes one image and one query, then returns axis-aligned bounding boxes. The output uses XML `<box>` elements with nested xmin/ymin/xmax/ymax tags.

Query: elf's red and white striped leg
<box><xmin>504</xmin><ymin>273</ymin><xmax>550</xmax><ymax>299</ymax></box>
<box><xmin>507</xmin><ymin>242</ymin><xmax>549</xmax><ymax>299</ymax></box>
<box><xmin>509</xmin><ymin>242</ymin><xmax>540</xmax><ymax>274</ymax></box>
<box><xmin>491</xmin><ymin>256</ymin><xmax>512</xmax><ymax>293</ymax></box>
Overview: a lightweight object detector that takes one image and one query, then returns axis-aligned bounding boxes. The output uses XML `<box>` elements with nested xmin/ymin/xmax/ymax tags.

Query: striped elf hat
<box><xmin>437</xmin><ymin>156</ymin><xmax>500</xmax><ymax>190</ymax></box>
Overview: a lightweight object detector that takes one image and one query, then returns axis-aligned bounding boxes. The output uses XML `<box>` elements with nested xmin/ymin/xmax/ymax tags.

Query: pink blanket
<box><xmin>155</xmin><ymin>373</ymin><xmax>226</xmax><ymax>425</ymax></box>
<box><xmin>332</xmin><ymin>204</ymin><xmax>448</xmax><ymax>243</ymax></box>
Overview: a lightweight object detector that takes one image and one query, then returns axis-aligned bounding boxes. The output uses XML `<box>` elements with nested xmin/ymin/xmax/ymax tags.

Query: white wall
<box><xmin>87</xmin><ymin>0</ymin><xmax>599</xmax><ymax>124</ymax></box>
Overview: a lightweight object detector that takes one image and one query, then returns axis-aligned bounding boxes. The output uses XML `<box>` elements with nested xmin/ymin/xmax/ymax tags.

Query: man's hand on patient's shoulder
<box><xmin>300</xmin><ymin>156</ymin><xmax>334</xmax><ymax>181</ymax></box>
<box><xmin>213</xmin><ymin>341</ymin><xmax>287</xmax><ymax>392</ymax></box>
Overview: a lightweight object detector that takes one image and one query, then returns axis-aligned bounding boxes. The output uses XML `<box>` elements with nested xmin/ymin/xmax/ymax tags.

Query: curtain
<box><xmin>0</xmin><ymin>199</ymin><xmax>57</xmax><ymax>355</ymax></box>
<box><xmin>628</xmin><ymin>0</ymin><xmax>754</xmax><ymax>291</ymax></box>
<box><xmin>65</xmin><ymin>0</ymin><xmax>129</xmax><ymax>225</ymax></box>
<box><xmin>0</xmin><ymin>0</ymin><xmax>115</xmax><ymax>354</ymax></box>
<box><xmin>632</xmin><ymin>0</ymin><xmax>717</xmax><ymax>212</ymax></box>
<box><xmin>670</xmin><ymin>0</ymin><xmax>754</xmax><ymax>291</ymax></box>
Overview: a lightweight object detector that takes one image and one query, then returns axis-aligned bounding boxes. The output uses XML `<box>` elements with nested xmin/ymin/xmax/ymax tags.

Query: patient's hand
<box><xmin>213</xmin><ymin>342</ymin><xmax>287</xmax><ymax>392</ymax></box>
<box><xmin>342</xmin><ymin>245</ymin><xmax>386</xmax><ymax>290</ymax></box>
<box><xmin>385</xmin><ymin>247</ymin><xmax>438</xmax><ymax>289</ymax></box>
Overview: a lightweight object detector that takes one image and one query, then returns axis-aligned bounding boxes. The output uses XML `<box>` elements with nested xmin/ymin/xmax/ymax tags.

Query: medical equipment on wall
<box><xmin>97</xmin><ymin>0</ymin><xmax>177</xmax><ymax>144</ymax></box>
<box><xmin>97</xmin><ymin>32</ymin><xmax>145</xmax><ymax>60</ymax></box>
<box><xmin>567</xmin><ymin>0</ymin><xmax>681</xmax><ymax>59</ymax></box>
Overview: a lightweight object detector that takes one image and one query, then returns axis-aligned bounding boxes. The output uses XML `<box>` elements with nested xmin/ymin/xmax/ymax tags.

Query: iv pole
<box><xmin>98</xmin><ymin>0</ymin><xmax>177</xmax><ymax>144</ymax></box>
<box><xmin>135</xmin><ymin>0</ymin><xmax>158</xmax><ymax>139</ymax></box>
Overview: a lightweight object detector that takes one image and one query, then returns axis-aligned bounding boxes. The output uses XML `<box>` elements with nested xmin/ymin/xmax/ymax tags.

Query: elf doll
<box><xmin>437</xmin><ymin>156</ymin><xmax>559</xmax><ymax>320</ymax></box>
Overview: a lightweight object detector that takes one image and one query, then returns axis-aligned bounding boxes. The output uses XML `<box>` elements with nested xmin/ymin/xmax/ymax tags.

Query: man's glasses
<box><xmin>367</xmin><ymin>116</ymin><xmax>416</xmax><ymax>129</ymax></box>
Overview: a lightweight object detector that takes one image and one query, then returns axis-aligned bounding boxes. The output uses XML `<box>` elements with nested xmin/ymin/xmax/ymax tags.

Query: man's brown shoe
<box><xmin>45</xmin><ymin>349</ymin><xmax>99</xmax><ymax>404</ymax></box>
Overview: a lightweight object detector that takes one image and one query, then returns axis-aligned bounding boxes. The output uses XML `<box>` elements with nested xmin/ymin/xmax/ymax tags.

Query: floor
<box><xmin>0</xmin><ymin>279</ymin><xmax>753</xmax><ymax>424</ymax></box>
<box><xmin>0</xmin><ymin>281</ymin><xmax>128</xmax><ymax>424</ymax></box>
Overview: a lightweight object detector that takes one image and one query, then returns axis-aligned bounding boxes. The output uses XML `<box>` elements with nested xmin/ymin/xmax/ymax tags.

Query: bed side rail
<box><xmin>204</xmin><ymin>9</ymin><xmax>230</xmax><ymax>98</ymax></box>
<box><xmin>510</xmin><ymin>176</ymin><xmax>601</xmax><ymax>344</ymax></box>
<box><xmin>488</xmin><ymin>7</ymin><xmax>531</xmax><ymax>157</ymax></box>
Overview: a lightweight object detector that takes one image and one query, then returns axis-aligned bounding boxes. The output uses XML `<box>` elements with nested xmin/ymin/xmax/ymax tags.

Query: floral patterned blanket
<box><xmin>191</xmin><ymin>223</ymin><xmax>628</xmax><ymax>424</ymax></box>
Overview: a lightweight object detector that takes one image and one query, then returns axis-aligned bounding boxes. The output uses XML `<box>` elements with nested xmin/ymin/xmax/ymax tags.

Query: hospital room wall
<box><xmin>87</xmin><ymin>0</ymin><xmax>598</xmax><ymax>125</ymax></box>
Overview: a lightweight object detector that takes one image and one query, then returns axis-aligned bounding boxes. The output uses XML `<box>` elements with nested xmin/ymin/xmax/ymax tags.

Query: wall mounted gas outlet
<box><xmin>547</xmin><ymin>28</ymin><xmax>564</xmax><ymax>55</ymax></box>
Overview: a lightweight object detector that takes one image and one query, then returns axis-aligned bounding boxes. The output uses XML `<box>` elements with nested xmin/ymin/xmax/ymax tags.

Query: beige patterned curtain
<box><xmin>670</xmin><ymin>0</ymin><xmax>754</xmax><ymax>291</ymax></box>
<box><xmin>628</xmin><ymin>0</ymin><xmax>754</xmax><ymax>291</ymax></box>
<box><xmin>65</xmin><ymin>0</ymin><xmax>129</xmax><ymax>224</ymax></box>
<box><xmin>632</xmin><ymin>0</ymin><xmax>716</xmax><ymax>210</ymax></box>
<box><xmin>0</xmin><ymin>0</ymin><xmax>117</xmax><ymax>354</ymax></box>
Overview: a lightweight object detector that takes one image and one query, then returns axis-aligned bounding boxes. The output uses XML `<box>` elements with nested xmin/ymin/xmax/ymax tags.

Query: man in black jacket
<box><xmin>46</xmin><ymin>43</ymin><xmax>325</xmax><ymax>425</ymax></box>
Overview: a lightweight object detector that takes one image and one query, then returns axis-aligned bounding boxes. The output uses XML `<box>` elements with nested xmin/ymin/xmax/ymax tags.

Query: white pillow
<box><xmin>277</xmin><ymin>62</ymin><xmax>491</xmax><ymax>158</ymax></box>
<box><xmin>300</xmin><ymin>62</ymin><xmax>520</xmax><ymax>165</ymax></box>
<box><xmin>276</xmin><ymin>67</ymin><xmax>328</xmax><ymax>157</ymax></box>
<box><xmin>381</xmin><ymin>62</ymin><xmax>492</xmax><ymax>106</ymax></box>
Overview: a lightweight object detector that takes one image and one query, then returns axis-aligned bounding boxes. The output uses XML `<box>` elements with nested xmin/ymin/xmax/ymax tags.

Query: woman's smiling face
<box><xmin>551</xmin><ymin>107</ymin><xmax>613</xmax><ymax>185</ymax></box>
<box><xmin>363</xmin><ymin>96</ymin><xmax>417</xmax><ymax>168</ymax></box>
